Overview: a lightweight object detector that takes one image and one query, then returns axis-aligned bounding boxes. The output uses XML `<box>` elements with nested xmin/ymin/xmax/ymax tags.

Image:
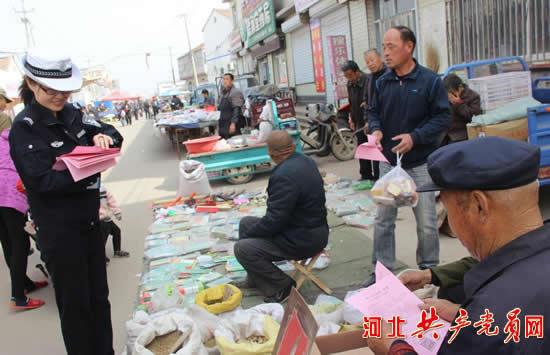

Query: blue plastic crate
<box><xmin>533</xmin><ymin>77</ymin><xmax>550</xmax><ymax>104</ymax></box>
<box><xmin>528</xmin><ymin>105</ymin><xmax>550</xmax><ymax>186</ymax></box>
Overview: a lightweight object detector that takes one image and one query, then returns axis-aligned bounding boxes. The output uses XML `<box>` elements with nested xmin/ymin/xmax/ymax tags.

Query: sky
<box><xmin>1</xmin><ymin>0</ymin><xmax>227</xmax><ymax>95</ymax></box>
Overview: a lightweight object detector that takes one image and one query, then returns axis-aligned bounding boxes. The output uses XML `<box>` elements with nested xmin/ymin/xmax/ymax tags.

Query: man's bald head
<box><xmin>441</xmin><ymin>181</ymin><xmax>543</xmax><ymax>261</ymax></box>
<box><xmin>267</xmin><ymin>131</ymin><xmax>293</xmax><ymax>151</ymax></box>
<box><xmin>267</xmin><ymin>131</ymin><xmax>296</xmax><ymax>164</ymax></box>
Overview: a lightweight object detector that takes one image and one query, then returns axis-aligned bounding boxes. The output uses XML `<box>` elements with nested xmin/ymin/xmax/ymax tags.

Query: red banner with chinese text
<box><xmin>310</xmin><ymin>19</ymin><xmax>325</xmax><ymax>93</ymax></box>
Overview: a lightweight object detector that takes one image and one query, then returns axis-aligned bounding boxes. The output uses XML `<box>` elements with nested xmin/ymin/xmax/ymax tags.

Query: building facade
<box><xmin>203</xmin><ymin>8</ymin><xmax>235</xmax><ymax>83</ymax></box>
<box><xmin>225</xmin><ymin>0</ymin><xmax>549</xmax><ymax>105</ymax></box>
<box><xmin>177</xmin><ymin>44</ymin><xmax>209</xmax><ymax>90</ymax></box>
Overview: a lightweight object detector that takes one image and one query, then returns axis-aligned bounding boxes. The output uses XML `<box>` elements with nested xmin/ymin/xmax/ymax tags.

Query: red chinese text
<box><xmin>448</xmin><ymin>309</ymin><xmax>472</xmax><ymax>344</ymax></box>
<box><xmin>411</xmin><ymin>306</ymin><xmax>445</xmax><ymax>340</ymax></box>
<box><xmin>474</xmin><ymin>309</ymin><xmax>500</xmax><ymax>336</ymax></box>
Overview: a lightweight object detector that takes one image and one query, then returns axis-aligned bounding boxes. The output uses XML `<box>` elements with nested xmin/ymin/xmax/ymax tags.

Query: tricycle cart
<box><xmin>187</xmin><ymin>100</ymin><xmax>301</xmax><ymax>184</ymax></box>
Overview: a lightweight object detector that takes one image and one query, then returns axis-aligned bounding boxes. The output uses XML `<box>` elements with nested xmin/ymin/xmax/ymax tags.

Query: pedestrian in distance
<box><xmin>99</xmin><ymin>186</ymin><xmax>129</xmax><ymax>262</ymax></box>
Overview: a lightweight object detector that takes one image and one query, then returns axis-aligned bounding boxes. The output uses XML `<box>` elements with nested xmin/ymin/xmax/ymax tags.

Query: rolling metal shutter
<box><xmin>292</xmin><ymin>26</ymin><xmax>315</xmax><ymax>85</ymax></box>
<box><xmin>321</xmin><ymin>6</ymin><xmax>352</xmax><ymax>105</ymax></box>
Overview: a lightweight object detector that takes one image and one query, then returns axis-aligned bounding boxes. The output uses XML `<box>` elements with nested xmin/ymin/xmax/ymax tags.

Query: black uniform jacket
<box><xmin>240</xmin><ymin>152</ymin><xmax>329</xmax><ymax>256</ymax></box>
<box><xmin>439</xmin><ymin>222</ymin><xmax>550</xmax><ymax>354</ymax></box>
<box><xmin>9</xmin><ymin>101</ymin><xmax>123</xmax><ymax>240</ymax></box>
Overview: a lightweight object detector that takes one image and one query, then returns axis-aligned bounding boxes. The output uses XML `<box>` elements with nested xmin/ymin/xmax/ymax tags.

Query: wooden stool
<box><xmin>291</xmin><ymin>254</ymin><xmax>332</xmax><ymax>295</ymax></box>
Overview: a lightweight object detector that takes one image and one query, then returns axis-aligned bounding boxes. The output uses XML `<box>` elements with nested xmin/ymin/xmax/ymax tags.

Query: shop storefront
<box><xmin>282</xmin><ymin>0</ymin><xmax>352</xmax><ymax>105</ymax></box>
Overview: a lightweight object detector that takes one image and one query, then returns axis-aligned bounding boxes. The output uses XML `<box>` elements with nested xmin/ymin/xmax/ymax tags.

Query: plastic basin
<box><xmin>183</xmin><ymin>135</ymin><xmax>220</xmax><ymax>154</ymax></box>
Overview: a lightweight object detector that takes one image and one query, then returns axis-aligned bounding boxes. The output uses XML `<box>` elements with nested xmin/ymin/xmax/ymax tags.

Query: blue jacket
<box><xmin>241</xmin><ymin>152</ymin><xmax>329</xmax><ymax>256</ymax></box>
<box><xmin>367</xmin><ymin>62</ymin><xmax>450</xmax><ymax>169</ymax></box>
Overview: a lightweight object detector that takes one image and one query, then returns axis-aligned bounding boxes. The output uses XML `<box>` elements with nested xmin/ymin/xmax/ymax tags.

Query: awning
<box><xmin>99</xmin><ymin>90</ymin><xmax>140</xmax><ymax>101</ymax></box>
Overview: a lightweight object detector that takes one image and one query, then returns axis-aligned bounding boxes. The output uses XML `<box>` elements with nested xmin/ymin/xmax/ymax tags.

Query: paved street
<box><xmin>1</xmin><ymin>119</ymin><xmax>549</xmax><ymax>354</ymax></box>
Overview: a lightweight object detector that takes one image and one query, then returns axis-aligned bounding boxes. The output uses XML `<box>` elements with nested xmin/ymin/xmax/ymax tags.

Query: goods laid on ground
<box><xmin>123</xmin><ymin>173</ymin><xmax>380</xmax><ymax>354</ymax></box>
<box><xmin>155</xmin><ymin>110</ymin><xmax>220</xmax><ymax>127</ymax></box>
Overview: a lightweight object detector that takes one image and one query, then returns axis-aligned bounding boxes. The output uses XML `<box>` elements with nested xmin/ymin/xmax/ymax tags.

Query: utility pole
<box><xmin>168</xmin><ymin>46</ymin><xmax>176</xmax><ymax>85</ymax></box>
<box><xmin>15</xmin><ymin>0</ymin><xmax>35</xmax><ymax>49</ymax></box>
<box><xmin>180</xmin><ymin>14</ymin><xmax>200</xmax><ymax>87</ymax></box>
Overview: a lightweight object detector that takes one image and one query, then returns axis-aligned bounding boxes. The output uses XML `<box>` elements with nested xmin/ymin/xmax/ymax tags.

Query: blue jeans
<box><xmin>372</xmin><ymin>162</ymin><xmax>439</xmax><ymax>271</ymax></box>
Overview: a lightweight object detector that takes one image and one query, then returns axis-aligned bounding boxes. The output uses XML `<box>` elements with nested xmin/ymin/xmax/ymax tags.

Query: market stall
<box><xmin>124</xmin><ymin>173</ymin><xmax>378</xmax><ymax>354</ymax></box>
<box><xmin>155</xmin><ymin>108</ymin><xmax>221</xmax><ymax>159</ymax></box>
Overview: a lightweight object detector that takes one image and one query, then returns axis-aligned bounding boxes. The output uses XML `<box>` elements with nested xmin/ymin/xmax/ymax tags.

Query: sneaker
<box><xmin>10</xmin><ymin>297</ymin><xmax>45</xmax><ymax>311</ymax></box>
<box><xmin>114</xmin><ymin>250</ymin><xmax>130</xmax><ymax>258</ymax></box>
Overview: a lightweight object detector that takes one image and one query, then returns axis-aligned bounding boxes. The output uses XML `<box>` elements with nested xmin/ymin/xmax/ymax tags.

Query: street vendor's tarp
<box><xmin>159</xmin><ymin>89</ymin><xmax>183</xmax><ymax>97</ymax></box>
<box><xmin>99</xmin><ymin>90</ymin><xmax>140</xmax><ymax>102</ymax></box>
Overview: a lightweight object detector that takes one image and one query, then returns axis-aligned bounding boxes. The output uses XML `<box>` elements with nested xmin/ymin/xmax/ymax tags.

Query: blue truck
<box><xmin>444</xmin><ymin>56</ymin><xmax>550</xmax><ymax>186</ymax></box>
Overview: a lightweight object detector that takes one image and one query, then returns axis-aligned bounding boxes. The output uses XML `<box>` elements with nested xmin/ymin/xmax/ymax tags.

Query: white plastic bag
<box><xmin>247</xmin><ymin>303</ymin><xmax>285</xmax><ymax>324</ymax></box>
<box><xmin>214</xmin><ymin>313</ymin><xmax>279</xmax><ymax>355</ymax></box>
<box><xmin>310</xmin><ymin>295</ymin><xmax>344</xmax><ymax>325</ymax></box>
<box><xmin>317</xmin><ymin>322</ymin><xmax>341</xmax><ymax>336</ymax></box>
<box><xmin>133</xmin><ymin>312</ymin><xmax>209</xmax><ymax>355</ymax></box>
<box><xmin>370</xmin><ymin>153</ymin><xmax>418</xmax><ymax>208</ymax></box>
<box><xmin>177</xmin><ymin>160</ymin><xmax>212</xmax><ymax>197</ymax></box>
<box><xmin>343</xmin><ymin>290</ymin><xmax>365</xmax><ymax>325</ymax></box>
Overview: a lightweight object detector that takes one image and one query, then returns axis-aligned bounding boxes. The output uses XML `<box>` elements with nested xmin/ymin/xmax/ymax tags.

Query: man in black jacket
<box><xmin>340</xmin><ymin>60</ymin><xmax>379</xmax><ymax>181</ymax></box>
<box><xmin>234</xmin><ymin>131</ymin><xmax>329</xmax><ymax>303</ymax></box>
<box><xmin>364</xmin><ymin>26</ymin><xmax>450</xmax><ymax>284</ymax></box>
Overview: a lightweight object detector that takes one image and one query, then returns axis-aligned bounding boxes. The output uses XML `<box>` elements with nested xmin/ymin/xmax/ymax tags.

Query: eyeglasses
<box><xmin>38</xmin><ymin>84</ymin><xmax>74</xmax><ymax>97</ymax></box>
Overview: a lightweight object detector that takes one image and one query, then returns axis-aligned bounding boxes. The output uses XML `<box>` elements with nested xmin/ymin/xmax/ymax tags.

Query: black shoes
<box><xmin>263</xmin><ymin>281</ymin><xmax>296</xmax><ymax>303</ymax></box>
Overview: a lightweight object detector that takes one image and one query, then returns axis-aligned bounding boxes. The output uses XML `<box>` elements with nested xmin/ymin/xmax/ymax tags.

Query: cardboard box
<box><xmin>273</xmin><ymin>289</ymin><xmax>372</xmax><ymax>355</ymax></box>
<box><xmin>466</xmin><ymin>117</ymin><xmax>528</xmax><ymax>141</ymax></box>
<box><xmin>311</xmin><ymin>330</ymin><xmax>372</xmax><ymax>355</ymax></box>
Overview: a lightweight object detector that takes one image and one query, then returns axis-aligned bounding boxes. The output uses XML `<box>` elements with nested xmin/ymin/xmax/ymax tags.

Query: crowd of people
<box><xmin>0</xmin><ymin>25</ymin><xmax>548</xmax><ymax>355</ymax></box>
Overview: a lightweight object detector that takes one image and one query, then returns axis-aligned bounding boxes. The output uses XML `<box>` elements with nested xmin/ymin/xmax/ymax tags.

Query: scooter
<box><xmin>300</xmin><ymin>103</ymin><xmax>358</xmax><ymax>161</ymax></box>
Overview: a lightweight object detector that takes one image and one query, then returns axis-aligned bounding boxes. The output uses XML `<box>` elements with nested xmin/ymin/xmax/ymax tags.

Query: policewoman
<box><xmin>9</xmin><ymin>51</ymin><xmax>122</xmax><ymax>355</ymax></box>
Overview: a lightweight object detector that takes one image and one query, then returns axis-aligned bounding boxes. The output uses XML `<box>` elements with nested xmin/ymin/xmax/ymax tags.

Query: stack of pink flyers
<box><xmin>52</xmin><ymin>146</ymin><xmax>121</xmax><ymax>181</ymax></box>
<box><xmin>355</xmin><ymin>134</ymin><xmax>389</xmax><ymax>163</ymax></box>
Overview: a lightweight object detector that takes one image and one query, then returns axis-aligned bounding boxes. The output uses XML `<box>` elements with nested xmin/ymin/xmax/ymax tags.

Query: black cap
<box><xmin>417</xmin><ymin>137</ymin><xmax>541</xmax><ymax>192</ymax></box>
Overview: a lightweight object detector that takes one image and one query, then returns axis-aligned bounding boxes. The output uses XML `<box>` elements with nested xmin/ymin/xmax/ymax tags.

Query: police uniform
<box><xmin>9</xmin><ymin>101</ymin><xmax>122</xmax><ymax>355</ymax></box>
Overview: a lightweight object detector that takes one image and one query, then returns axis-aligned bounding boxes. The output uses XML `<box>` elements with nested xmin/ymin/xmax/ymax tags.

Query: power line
<box><xmin>15</xmin><ymin>0</ymin><xmax>35</xmax><ymax>49</ymax></box>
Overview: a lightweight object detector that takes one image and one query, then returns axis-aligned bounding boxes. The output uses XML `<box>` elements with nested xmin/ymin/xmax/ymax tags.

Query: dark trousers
<box><xmin>234</xmin><ymin>216</ymin><xmax>324</xmax><ymax>298</ymax></box>
<box><xmin>0</xmin><ymin>207</ymin><xmax>35</xmax><ymax>300</ymax></box>
<box><xmin>41</xmin><ymin>224</ymin><xmax>113</xmax><ymax>355</ymax></box>
<box><xmin>357</xmin><ymin>131</ymin><xmax>379</xmax><ymax>180</ymax></box>
<box><xmin>100</xmin><ymin>220</ymin><xmax>121</xmax><ymax>252</ymax></box>
<box><xmin>219</xmin><ymin>116</ymin><xmax>245</xmax><ymax>139</ymax></box>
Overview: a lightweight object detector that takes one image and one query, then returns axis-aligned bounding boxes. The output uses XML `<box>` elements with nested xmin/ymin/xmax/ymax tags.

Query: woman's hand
<box><xmin>93</xmin><ymin>134</ymin><xmax>113</xmax><ymax>149</ymax></box>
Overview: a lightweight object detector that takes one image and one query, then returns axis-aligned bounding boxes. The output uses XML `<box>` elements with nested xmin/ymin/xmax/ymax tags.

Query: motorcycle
<box><xmin>300</xmin><ymin>103</ymin><xmax>358</xmax><ymax>161</ymax></box>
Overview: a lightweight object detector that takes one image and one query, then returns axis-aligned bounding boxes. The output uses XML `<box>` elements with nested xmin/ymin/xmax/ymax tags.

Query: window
<box><xmin>274</xmin><ymin>52</ymin><xmax>288</xmax><ymax>86</ymax></box>
<box><xmin>258</xmin><ymin>57</ymin><xmax>271</xmax><ymax>85</ymax></box>
<box><xmin>447</xmin><ymin>0</ymin><xmax>550</xmax><ymax>64</ymax></box>
<box><xmin>374</xmin><ymin>0</ymin><xmax>417</xmax><ymax>54</ymax></box>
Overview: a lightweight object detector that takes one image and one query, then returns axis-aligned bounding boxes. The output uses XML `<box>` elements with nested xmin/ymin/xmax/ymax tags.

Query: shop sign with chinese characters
<box><xmin>241</xmin><ymin>0</ymin><xmax>276</xmax><ymax>48</ymax></box>
<box><xmin>327</xmin><ymin>35</ymin><xmax>349</xmax><ymax>101</ymax></box>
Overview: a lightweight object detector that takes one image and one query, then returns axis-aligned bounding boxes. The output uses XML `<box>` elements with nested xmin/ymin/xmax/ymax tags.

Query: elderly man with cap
<box><xmin>0</xmin><ymin>88</ymin><xmax>13</xmax><ymax>132</ymax></box>
<box><xmin>234</xmin><ymin>131</ymin><xmax>329</xmax><ymax>303</ymax></box>
<box><xmin>366</xmin><ymin>137</ymin><xmax>550</xmax><ymax>355</ymax></box>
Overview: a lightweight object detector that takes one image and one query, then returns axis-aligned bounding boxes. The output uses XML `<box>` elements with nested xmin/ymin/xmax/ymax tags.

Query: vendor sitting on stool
<box><xmin>234</xmin><ymin>131</ymin><xmax>329</xmax><ymax>303</ymax></box>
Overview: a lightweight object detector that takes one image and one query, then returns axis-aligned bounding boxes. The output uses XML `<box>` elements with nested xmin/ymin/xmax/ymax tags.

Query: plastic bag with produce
<box><xmin>370</xmin><ymin>153</ymin><xmax>418</xmax><ymax>208</ymax></box>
